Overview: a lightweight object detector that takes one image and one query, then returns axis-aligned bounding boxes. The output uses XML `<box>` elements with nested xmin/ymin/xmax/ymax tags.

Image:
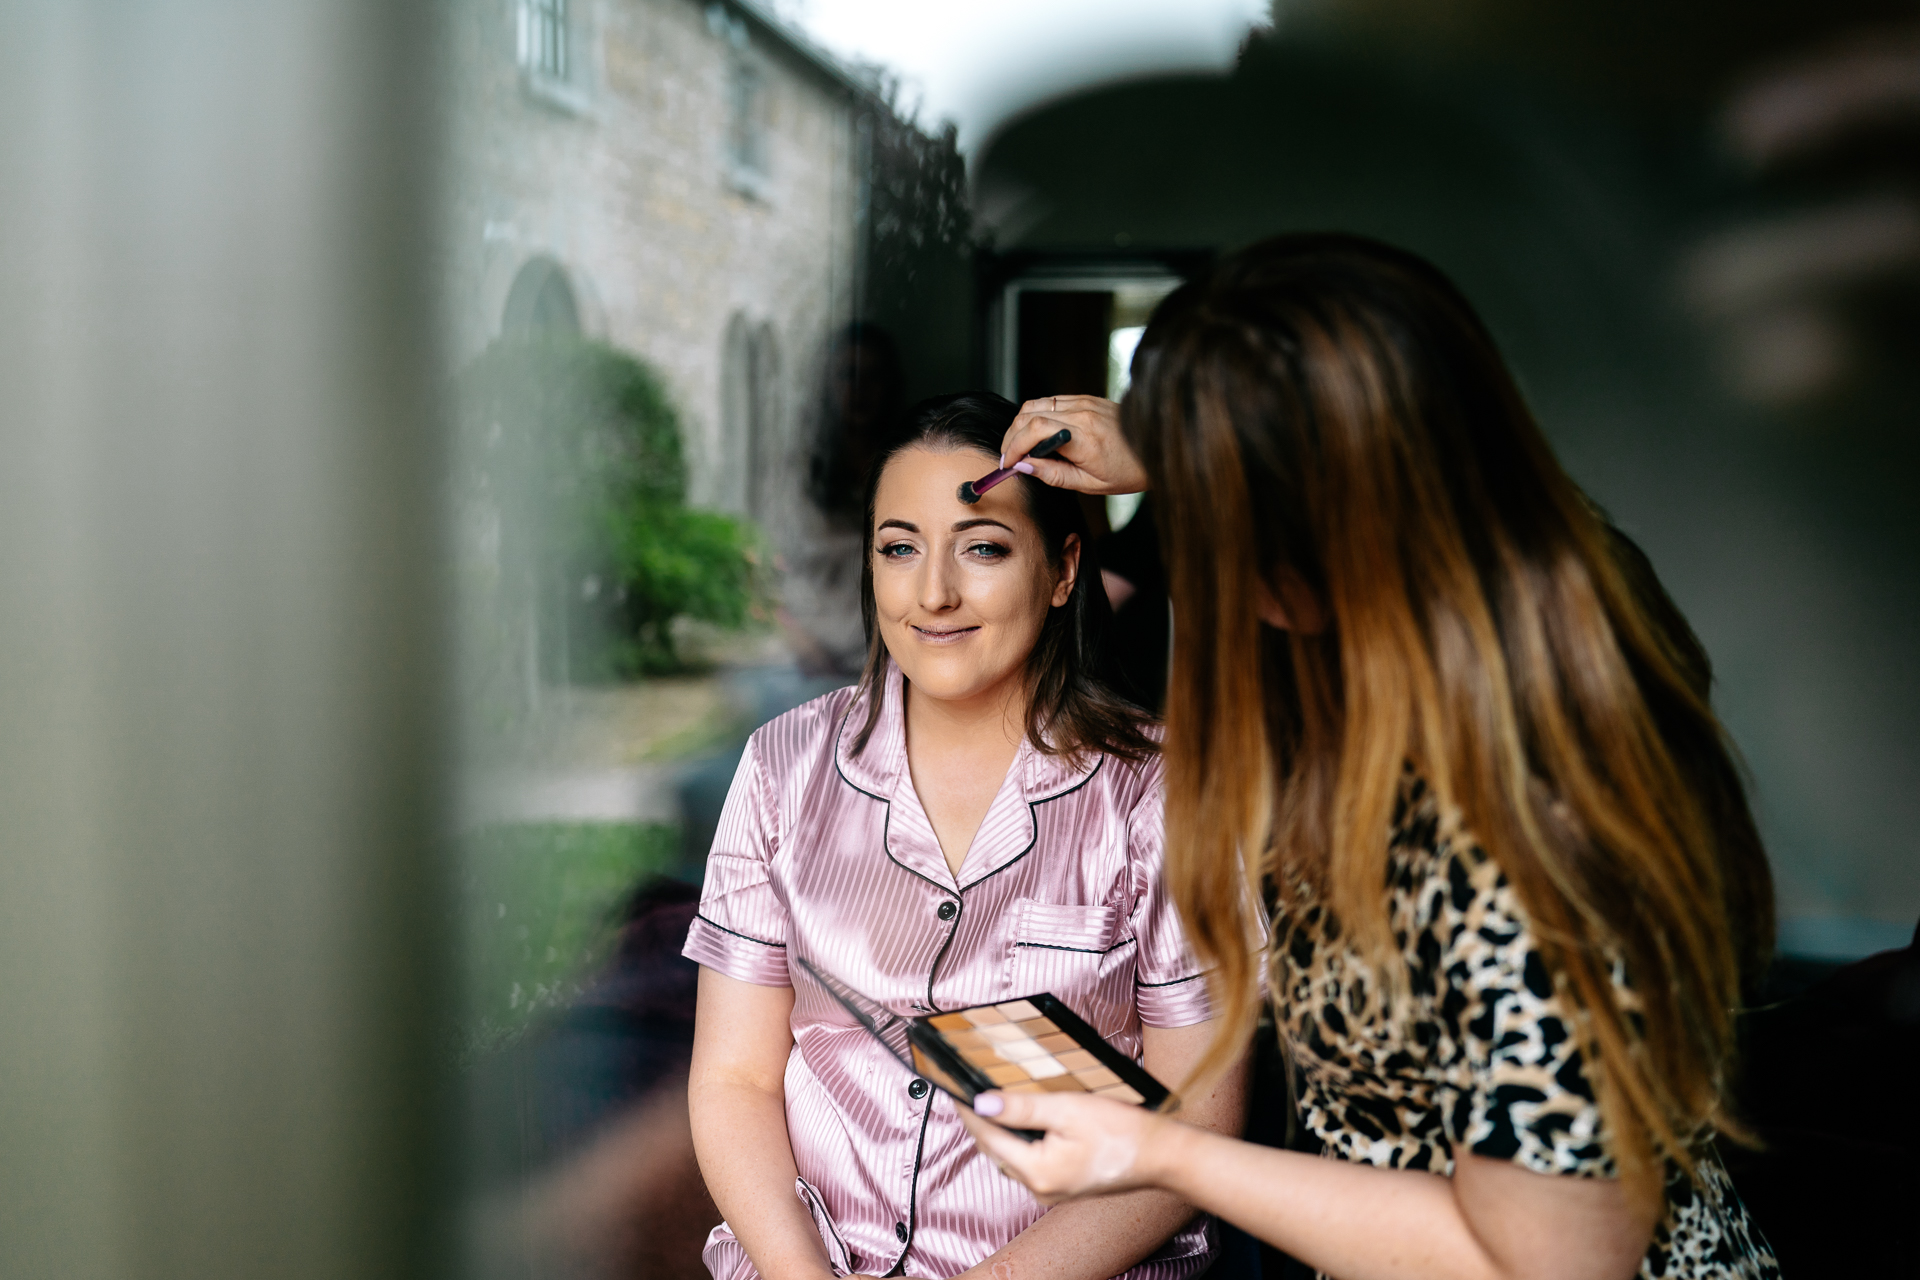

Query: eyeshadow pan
<box><xmin>1095</xmin><ymin>1082</ymin><xmax>1144</xmax><ymax>1104</ymax></box>
<box><xmin>1035</xmin><ymin>1032</ymin><xmax>1077</xmax><ymax>1053</ymax></box>
<box><xmin>1076</xmin><ymin>1065</ymin><xmax>1121</xmax><ymax>1088</ymax></box>
<box><xmin>1017</xmin><ymin>1017</ymin><xmax>1059</xmax><ymax>1035</ymax></box>
<box><xmin>1004</xmin><ymin>1080</ymin><xmax>1046</xmax><ymax>1094</ymax></box>
<box><xmin>992</xmin><ymin>1039</ymin><xmax>1047</xmax><ymax>1063</ymax></box>
<box><xmin>1056</xmin><ymin>1049</ymin><xmax>1099</xmax><ymax>1071</ymax></box>
<box><xmin>998</xmin><ymin>1000</ymin><xmax>1042</xmax><ymax>1021</ymax></box>
<box><xmin>979</xmin><ymin>1023</ymin><xmax>1028</xmax><ymax>1043</ymax></box>
<box><xmin>1024</xmin><ymin>1055</ymin><xmax>1069</xmax><ymax>1079</ymax></box>
<box><xmin>1039</xmin><ymin>1075</ymin><xmax>1086</xmax><ymax>1092</ymax></box>
<box><xmin>982</xmin><ymin>1062</ymin><xmax>1029</xmax><ymax>1085</ymax></box>
<box><xmin>910</xmin><ymin>1046</ymin><xmax>971</xmax><ymax>1100</ymax></box>
<box><xmin>928</xmin><ymin>1013</ymin><xmax>972</xmax><ymax>1032</ymax></box>
<box><xmin>962</xmin><ymin>1006</ymin><xmax>1009</xmax><ymax>1027</ymax></box>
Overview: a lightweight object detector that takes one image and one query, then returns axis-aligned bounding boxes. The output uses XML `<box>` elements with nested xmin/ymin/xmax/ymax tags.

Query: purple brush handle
<box><xmin>958</xmin><ymin>428</ymin><xmax>1071</xmax><ymax>503</ymax></box>
<box><xmin>966</xmin><ymin>465</ymin><xmax>1019</xmax><ymax>498</ymax></box>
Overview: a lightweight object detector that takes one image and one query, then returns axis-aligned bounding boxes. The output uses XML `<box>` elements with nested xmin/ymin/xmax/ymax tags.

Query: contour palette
<box><xmin>797</xmin><ymin>959</ymin><xmax>1175</xmax><ymax>1132</ymax></box>
<box><xmin>914</xmin><ymin>998</ymin><xmax>1155</xmax><ymax>1104</ymax></box>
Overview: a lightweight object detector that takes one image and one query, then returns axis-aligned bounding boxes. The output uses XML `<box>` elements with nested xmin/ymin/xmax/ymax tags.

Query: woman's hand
<box><xmin>999</xmin><ymin>396</ymin><xmax>1148</xmax><ymax>497</ymax></box>
<box><xmin>955</xmin><ymin>1090</ymin><xmax>1184</xmax><ymax>1205</ymax></box>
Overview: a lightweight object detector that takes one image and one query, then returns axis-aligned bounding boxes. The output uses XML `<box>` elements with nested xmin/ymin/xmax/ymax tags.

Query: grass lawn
<box><xmin>458</xmin><ymin>820</ymin><xmax>682</xmax><ymax>1061</ymax></box>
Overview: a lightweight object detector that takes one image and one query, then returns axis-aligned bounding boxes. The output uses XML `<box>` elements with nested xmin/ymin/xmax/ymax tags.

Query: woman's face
<box><xmin>870</xmin><ymin>446</ymin><xmax>1078</xmax><ymax>711</ymax></box>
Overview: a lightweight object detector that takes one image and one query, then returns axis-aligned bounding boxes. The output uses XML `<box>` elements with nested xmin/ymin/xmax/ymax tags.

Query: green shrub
<box><xmin>457</xmin><ymin>821</ymin><xmax>682</xmax><ymax>1059</ymax></box>
<box><xmin>457</xmin><ymin>336</ymin><xmax>763</xmax><ymax>684</ymax></box>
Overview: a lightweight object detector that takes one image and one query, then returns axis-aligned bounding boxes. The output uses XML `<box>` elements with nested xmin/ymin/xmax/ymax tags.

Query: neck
<box><xmin>901</xmin><ymin>672</ymin><xmax>1027</xmax><ymax>756</ymax></box>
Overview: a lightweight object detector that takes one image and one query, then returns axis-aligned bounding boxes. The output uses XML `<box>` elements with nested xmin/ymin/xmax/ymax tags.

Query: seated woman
<box><xmin>684</xmin><ymin>392</ymin><xmax>1248</xmax><ymax>1280</ymax></box>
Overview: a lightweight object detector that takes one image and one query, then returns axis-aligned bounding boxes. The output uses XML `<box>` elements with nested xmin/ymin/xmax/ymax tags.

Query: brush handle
<box><xmin>958</xmin><ymin>428</ymin><xmax>1072</xmax><ymax>503</ymax></box>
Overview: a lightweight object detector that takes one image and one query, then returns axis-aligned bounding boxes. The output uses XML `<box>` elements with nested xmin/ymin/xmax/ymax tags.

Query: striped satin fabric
<box><xmin>684</xmin><ymin>662</ymin><xmax>1216</xmax><ymax>1280</ymax></box>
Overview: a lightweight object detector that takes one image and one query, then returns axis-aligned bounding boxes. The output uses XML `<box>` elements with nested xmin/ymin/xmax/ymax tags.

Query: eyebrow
<box><xmin>875</xmin><ymin>518</ymin><xmax>1015</xmax><ymax>534</ymax></box>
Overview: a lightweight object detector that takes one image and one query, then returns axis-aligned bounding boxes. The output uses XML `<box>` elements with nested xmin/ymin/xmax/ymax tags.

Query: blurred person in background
<box><xmin>967</xmin><ymin>235</ymin><xmax>1780</xmax><ymax>1280</ymax></box>
<box><xmin>780</xmin><ymin>322</ymin><xmax>909</xmax><ymax>679</ymax></box>
<box><xmin>683</xmin><ymin>394</ymin><xmax>1248</xmax><ymax>1280</ymax></box>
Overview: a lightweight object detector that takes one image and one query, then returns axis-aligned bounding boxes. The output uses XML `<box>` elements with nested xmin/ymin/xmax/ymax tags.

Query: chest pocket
<box><xmin>1007</xmin><ymin>898</ymin><xmax>1132</xmax><ymax>1001</ymax></box>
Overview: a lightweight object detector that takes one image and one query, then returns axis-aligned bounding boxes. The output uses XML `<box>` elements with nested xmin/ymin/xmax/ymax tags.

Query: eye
<box><xmin>965</xmin><ymin>541</ymin><xmax>1011</xmax><ymax>560</ymax></box>
<box><xmin>877</xmin><ymin>541</ymin><xmax>917</xmax><ymax>560</ymax></box>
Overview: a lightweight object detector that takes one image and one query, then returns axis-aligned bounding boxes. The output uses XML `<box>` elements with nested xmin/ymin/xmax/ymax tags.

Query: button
<box><xmin>908</xmin><ymin>1078</ymin><xmax>930</xmax><ymax>1099</ymax></box>
<box><xmin>895</xmin><ymin>1221</ymin><xmax>909</xmax><ymax>1242</ymax></box>
<box><xmin>937</xmin><ymin>900</ymin><xmax>958</xmax><ymax>921</ymax></box>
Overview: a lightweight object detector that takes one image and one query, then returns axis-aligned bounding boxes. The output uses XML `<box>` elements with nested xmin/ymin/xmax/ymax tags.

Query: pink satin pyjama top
<box><xmin>683</xmin><ymin>666</ymin><xmax>1216</xmax><ymax>1280</ymax></box>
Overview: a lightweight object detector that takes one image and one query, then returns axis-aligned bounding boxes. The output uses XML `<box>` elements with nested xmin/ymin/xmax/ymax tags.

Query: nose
<box><xmin>918</xmin><ymin>549</ymin><xmax>962</xmax><ymax>614</ymax></box>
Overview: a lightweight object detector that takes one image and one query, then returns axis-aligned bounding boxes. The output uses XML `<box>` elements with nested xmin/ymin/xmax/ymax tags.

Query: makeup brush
<box><xmin>957</xmin><ymin>428</ymin><xmax>1072</xmax><ymax>504</ymax></box>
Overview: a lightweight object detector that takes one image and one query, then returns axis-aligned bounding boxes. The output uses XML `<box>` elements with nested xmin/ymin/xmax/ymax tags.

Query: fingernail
<box><xmin>973</xmin><ymin>1092</ymin><xmax>1004</xmax><ymax>1117</ymax></box>
<box><xmin>998</xmin><ymin>454</ymin><xmax>1005</xmax><ymax>469</ymax></box>
<box><xmin>1012</xmin><ymin>461</ymin><xmax>1035</xmax><ymax>475</ymax></box>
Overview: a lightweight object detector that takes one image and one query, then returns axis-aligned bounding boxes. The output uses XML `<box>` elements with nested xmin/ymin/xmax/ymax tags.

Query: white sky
<box><xmin>778</xmin><ymin>0</ymin><xmax>1272</xmax><ymax>154</ymax></box>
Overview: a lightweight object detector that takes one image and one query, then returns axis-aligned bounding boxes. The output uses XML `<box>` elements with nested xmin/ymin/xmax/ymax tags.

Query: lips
<box><xmin>910</xmin><ymin>624</ymin><xmax>980</xmax><ymax>644</ymax></box>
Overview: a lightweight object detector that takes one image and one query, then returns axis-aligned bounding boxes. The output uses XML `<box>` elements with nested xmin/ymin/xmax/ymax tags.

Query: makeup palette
<box><xmin>798</xmin><ymin>958</ymin><xmax>1175</xmax><ymax>1139</ymax></box>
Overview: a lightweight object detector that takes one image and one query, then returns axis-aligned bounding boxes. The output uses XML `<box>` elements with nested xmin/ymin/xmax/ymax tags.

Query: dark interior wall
<box><xmin>1015</xmin><ymin>291</ymin><xmax>1113</xmax><ymax>403</ymax></box>
<box><xmin>972</xmin><ymin>33</ymin><xmax>1920</xmax><ymax>951</ymax></box>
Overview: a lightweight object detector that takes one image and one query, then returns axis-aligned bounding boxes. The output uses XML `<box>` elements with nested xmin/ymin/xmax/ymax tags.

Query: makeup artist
<box><xmin>684</xmin><ymin>393</ymin><xmax>1249</xmax><ymax>1280</ymax></box>
<box><xmin>969</xmin><ymin>235</ymin><xmax>1780</xmax><ymax>1280</ymax></box>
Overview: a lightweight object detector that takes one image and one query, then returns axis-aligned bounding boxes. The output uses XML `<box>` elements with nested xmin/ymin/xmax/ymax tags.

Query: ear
<box><xmin>1052</xmin><ymin>533</ymin><xmax>1082</xmax><ymax>608</ymax></box>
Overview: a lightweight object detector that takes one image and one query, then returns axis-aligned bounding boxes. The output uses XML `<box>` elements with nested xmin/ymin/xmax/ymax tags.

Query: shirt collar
<box><xmin>834</xmin><ymin>660</ymin><xmax>1100</xmax><ymax>807</ymax></box>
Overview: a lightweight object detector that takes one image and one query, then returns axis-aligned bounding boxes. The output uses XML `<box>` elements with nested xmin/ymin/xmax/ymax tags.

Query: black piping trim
<box><xmin>798</xmin><ymin>1177</ymin><xmax>854</xmax><ymax>1271</ymax></box>
<box><xmin>833</xmin><ymin>704</ymin><xmax>963</xmax><ymax>1012</ymax></box>
<box><xmin>885</xmin><ymin>1092</ymin><xmax>939</xmax><ymax>1276</ymax></box>
<box><xmin>693</xmin><ymin>913</ymin><xmax>786</xmax><ymax>948</ymax></box>
<box><xmin>921</xmin><ymin>907</ymin><xmax>963</xmax><ymax>1014</ymax></box>
<box><xmin>1136</xmin><ymin>971</ymin><xmax>1207</xmax><ymax>988</ymax></box>
<box><xmin>956</xmin><ymin>753</ymin><xmax>1106</xmax><ymax>895</ymax></box>
<box><xmin>1013</xmin><ymin>935</ymin><xmax>1137</xmax><ymax>956</ymax></box>
<box><xmin>831</xmin><ymin>703</ymin><xmax>1112</xmax><ymax>1013</ymax></box>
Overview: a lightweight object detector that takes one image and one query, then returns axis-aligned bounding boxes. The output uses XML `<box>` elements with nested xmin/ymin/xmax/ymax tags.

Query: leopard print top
<box><xmin>1271</xmin><ymin>774</ymin><xmax>1779</xmax><ymax>1279</ymax></box>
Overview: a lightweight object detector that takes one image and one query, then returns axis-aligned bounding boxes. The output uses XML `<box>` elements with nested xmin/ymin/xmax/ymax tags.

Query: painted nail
<box><xmin>973</xmin><ymin>1092</ymin><xmax>1005</xmax><ymax>1117</ymax></box>
<box><xmin>998</xmin><ymin>453</ymin><xmax>1005</xmax><ymax>469</ymax></box>
<box><xmin>1012</xmin><ymin>461</ymin><xmax>1035</xmax><ymax>475</ymax></box>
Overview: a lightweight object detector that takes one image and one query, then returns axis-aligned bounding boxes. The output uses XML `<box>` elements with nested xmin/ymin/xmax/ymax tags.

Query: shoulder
<box><xmin>1095</xmin><ymin>723</ymin><xmax>1165</xmax><ymax>814</ymax></box>
<box><xmin>744</xmin><ymin>683</ymin><xmax>861</xmax><ymax>778</ymax></box>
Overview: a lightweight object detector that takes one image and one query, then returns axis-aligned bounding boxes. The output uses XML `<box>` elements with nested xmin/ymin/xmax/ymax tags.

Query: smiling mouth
<box><xmin>911</xmin><ymin>624</ymin><xmax>980</xmax><ymax>643</ymax></box>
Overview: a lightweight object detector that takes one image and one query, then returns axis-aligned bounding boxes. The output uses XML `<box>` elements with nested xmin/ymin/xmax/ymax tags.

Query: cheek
<box><xmin>870</xmin><ymin>563</ymin><xmax>912</xmax><ymax>617</ymax></box>
<box><xmin>977</xmin><ymin>564</ymin><xmax>1056</xmax><ymax>633</ymax></box>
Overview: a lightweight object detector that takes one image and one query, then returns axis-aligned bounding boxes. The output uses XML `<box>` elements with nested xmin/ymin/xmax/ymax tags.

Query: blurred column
<box><xmin>0</xmin><ymin>4</ymin><xmax>446</xmax><ymax>1280</ymax></box>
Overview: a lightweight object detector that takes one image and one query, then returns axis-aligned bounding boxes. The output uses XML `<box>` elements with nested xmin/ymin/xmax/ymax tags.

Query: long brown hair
<box><xmin>1127</xmin><ymin>234</ymin><xmax>1772</xmax><ymax>1212</ymax></box>
<box><xmin>852</xmin><ymin>392</ymin><xmax>1156</xmax><ymax>763</ymax></box>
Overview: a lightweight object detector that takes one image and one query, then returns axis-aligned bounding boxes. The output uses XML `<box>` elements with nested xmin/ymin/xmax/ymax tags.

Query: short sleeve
<box><xmin>681</xmin><ymin>735</ymin><xmax>791</xmax><ymax>986</ymax></box>
<box><xmin>1126</xmin><ymin>780</ymin><xmax>1213</xmax><ymax>1028</ymax></box>
<box><xmin>1438</xmin><ymin>848</ymin><xmax>1615</xmax><ymax>1178</ymax></box>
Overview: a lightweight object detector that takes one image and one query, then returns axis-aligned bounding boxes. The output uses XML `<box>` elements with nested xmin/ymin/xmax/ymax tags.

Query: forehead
<box><xmin>872</xmin><ymin>444</ymin><xmax>1035</xmax><ymax>532</ymax></box>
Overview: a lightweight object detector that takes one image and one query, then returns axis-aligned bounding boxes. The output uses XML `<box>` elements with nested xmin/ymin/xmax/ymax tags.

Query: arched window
<box><xmin>501</xmin><ymin>255</ymin><xmax>581</xmax><ymax>336</ymax></box>
<box><xmin>718</xmin><ymin>313</ymin><xmax>782</xmax><ymax>517</ymax></box>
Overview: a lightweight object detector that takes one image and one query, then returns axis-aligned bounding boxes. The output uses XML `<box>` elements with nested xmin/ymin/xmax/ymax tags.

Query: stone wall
<box><xmin>446</xmin><ymin>0</ymin><xmax>862</xmax><ymax>542</ymax></box>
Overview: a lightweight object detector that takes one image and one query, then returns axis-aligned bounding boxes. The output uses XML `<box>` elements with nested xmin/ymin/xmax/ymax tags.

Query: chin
<box><xmin>892</xmin><ymin>652</ymin><xmax>1006</xmax><ymax>704</ymax></box>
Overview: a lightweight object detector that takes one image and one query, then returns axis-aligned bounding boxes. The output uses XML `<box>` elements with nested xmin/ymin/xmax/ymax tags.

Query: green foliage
<box><xmin>458</xmin><ymin>821</ymin><xmax>682</xmax><ymax>1060</ymax></box>
<box><xmin>458</xmin><ymin>336</ymin><xmax>764</xmax><ymax>682</ymax></box>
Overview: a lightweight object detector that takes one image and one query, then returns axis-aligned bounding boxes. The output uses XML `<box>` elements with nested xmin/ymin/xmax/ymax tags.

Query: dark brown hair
<box><xmin>852</xmin><ymin>391</ymin><xmax>1155</xmax><ymax>764</ymax></box>
<box><xmin>1127</xmin><ymin>233</ymin><xmax>1773</xmax><ymax>1213</ymax></box>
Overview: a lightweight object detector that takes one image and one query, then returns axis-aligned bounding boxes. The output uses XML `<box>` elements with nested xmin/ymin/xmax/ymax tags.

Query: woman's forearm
<box><xmin>1142</xmin><ymin>1125</ymin><xmax>1645</xmax><ymax>1280</ymax></box>
<box><xmin>688</xmin><ymin>1075</ymin><xmax>835</xmax><ymax>1280</ymax></box>
<box><xmin>1145</xmin><ymin>1125</ymin><xmax>1497</xmax><ymax>1280</ymax></box>
<box><xmin>960</xmin><ymin>1187</ymin><xmax>1197</xmax><ymax>1280</ymax></box>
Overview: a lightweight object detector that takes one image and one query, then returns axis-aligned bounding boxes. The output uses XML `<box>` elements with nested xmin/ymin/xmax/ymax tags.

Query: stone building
<box><xmin>445</xmin><ymin>0</ymin><xmax>873</xmax><ymax>536</ymax></box>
